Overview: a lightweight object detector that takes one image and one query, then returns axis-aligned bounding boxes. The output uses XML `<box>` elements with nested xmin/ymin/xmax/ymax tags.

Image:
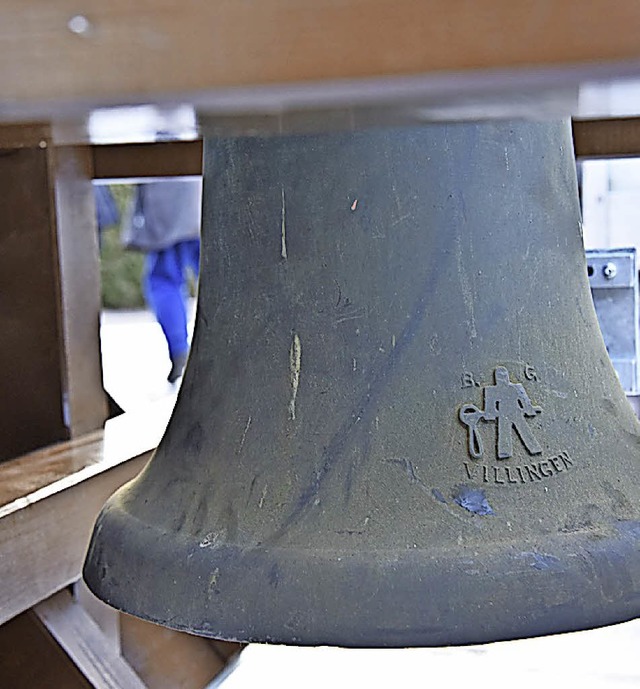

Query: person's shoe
<box><xmin>168</xmin><ymin>352</ymin><xmax>188</xmax><ymax>384</ymax></box>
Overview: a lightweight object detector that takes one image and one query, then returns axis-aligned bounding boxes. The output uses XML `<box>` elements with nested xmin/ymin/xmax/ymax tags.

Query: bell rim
<box><xmin>84</xmin><ymin>491</ymin><xmax>640</xmax><ymax>647</ymax></box>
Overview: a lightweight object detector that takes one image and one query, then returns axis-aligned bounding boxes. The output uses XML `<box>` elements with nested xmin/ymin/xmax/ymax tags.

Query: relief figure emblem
<box><xmin>459</xmin><ymin>366</ymin><xmax>542</xmax><ymax>460</ymax></box>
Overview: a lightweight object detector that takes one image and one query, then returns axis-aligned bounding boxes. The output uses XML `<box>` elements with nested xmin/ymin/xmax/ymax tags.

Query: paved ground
<box><xmin>100</xmin><ymin>307</ymin><xmax>640</xmax><ymax>689</ymax></box>
<box><xmin>100</xmin><ymin>304</ymin><xmax>195</xmax><ymax>412</ymax></box>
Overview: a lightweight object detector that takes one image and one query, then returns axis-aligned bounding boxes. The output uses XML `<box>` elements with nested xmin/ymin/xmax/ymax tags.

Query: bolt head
<box><xmin>603</xmin><ymin>262</ymin><xmax>617</xmax><ymax>279</ymax></box>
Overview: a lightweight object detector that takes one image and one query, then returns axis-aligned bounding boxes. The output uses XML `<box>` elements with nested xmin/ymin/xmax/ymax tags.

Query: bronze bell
<box><xmin>84</xmin><ymin>119</ymin><xmax>640</xmax><ymax>647</ymax></box>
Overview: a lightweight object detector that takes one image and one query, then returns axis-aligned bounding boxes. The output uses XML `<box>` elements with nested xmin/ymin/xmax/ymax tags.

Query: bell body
<box><xmin>84</xmin><ymin>119</ymin><xmax>640</xmax><ymax>647</ymax></box>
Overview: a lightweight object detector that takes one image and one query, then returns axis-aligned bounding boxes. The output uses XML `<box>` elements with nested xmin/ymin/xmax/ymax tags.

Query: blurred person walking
<box><xmin>124</xmin><ymin>178</ymin><xmax>202</xmax><ymax>383</ymax></box>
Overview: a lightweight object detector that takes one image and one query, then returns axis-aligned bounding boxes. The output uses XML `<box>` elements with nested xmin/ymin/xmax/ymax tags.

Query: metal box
<box><xmin>586</xmin><ymin>248</ymin><xmax>640</xmax><ymax>395</ymax></box>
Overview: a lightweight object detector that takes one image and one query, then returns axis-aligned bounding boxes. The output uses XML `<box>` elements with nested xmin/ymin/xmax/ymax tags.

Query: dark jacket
<box><xmin>94</xmin><ymin>184</ymin><xmax>120</xmax><ymax>231</ymax></box>
<box><xmin>123</xmin><ymin>178</ymin><xmax>202</xmax><ymax>252</ymax></box>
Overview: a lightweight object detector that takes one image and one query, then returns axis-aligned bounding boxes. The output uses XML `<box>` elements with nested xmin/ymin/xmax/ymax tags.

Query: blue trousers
<box><xmin>144</xmin><ymin>239</ymin><xmax>200</xmax><ymax>360</ymax></box>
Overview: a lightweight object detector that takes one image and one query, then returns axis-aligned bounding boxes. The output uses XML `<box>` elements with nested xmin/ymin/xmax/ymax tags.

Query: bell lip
<box><xmin>83</xmin><ymin>494</ymin><xmax>640</xmax><ymax>648</ymax></box>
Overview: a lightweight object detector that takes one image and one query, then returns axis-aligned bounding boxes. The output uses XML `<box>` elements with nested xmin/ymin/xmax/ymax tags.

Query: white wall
<box><xmin>582</xmin><ymin>158</ymin><xmax>640</xmax><ymax>252</ymax></box>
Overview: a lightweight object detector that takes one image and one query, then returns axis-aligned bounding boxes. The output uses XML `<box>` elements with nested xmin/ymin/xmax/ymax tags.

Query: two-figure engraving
<box><xmin>459</xmin><ymin>366</ymin><xmax>542</xmax><ymax>459</ymax></box>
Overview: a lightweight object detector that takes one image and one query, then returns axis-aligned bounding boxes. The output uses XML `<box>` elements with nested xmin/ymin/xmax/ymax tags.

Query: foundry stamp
<box><xmin>463</xmin><ymin>452</ymin><xmax>574</xmax><ymax>484</ymax></box>
<box><xmin>459</xmin><ymin>366</ymin><xmax>542</xmax><ymax>460</ymax></box>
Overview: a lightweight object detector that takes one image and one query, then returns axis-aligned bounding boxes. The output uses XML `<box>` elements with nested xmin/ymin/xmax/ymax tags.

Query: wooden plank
<box><xmin>0</xmin><ymin>396</ymin><xmax>173</xmax><ymax>516</ymax></box>
<box><xmin>89</xmin><ymin>118</ymin><xmax>640</xmax><ymax>181</ymax></box>
<box><xmin>0</xmin><ymin>122</ymin><xmax>50</xmax><ymax>149</ymax></box>
<box><xmin>120</xmin><ymin>614</ymin><xmax>226</xmax><ymax>689</ymax></box>
<box><xmin>54</xmin><ymin>144</ymin><xmax>108</xmax><ymax>436</ymax></box>
<box><xmin>0</xmin><ymin>126</ymin><xmax>106</xmax><ymax>460</ymax></box>
<box><xmin>0</xmin><ymin>610</ymin><xmax>92</xmax><ymax>689</ymax></box>
<box><xmin>0</xmin><ymin>431</ymin><xmax>104</xmax><ymax>514</ymax></box>
<box><xmin>2</xmin><ymin>1</ymin><xmax>640</xmax><ymax>119</ymax></box>
<box><xmin>573</xmin><ymin>117</ymin><xmax>640</xmax><ymax>158</ymax></box>
<box><xmin>0</xmin><ymin>450</ymin><xmax>149</xmax><ymax>628</ymax></box>
<box><xmin>92</xmin><ymin>140</ymin><xmax>203</xmax><ymax>180</ymax></box>
<box><xmin>0</xmin><ymin>124</ymin><xmax>69</xmax><ymax>462</ymax></box>
<box><xmin>35</xmin><ymin>589</ymin><xmax>147</xmax><ymax>689</ymax></box>
<box><xmin>0</xmin><ymin>400</ymin><xmax>173</xmax><ymax>626</ymax></box>
<box><xmin>210</xmin><ymin>640</ymin><xmax>244</xmax><ymax>664</ymax></box>
<box><xmin>74</xmin><ymin>579</ymin><xmax>122</xmax><ymax>656</ymax></box>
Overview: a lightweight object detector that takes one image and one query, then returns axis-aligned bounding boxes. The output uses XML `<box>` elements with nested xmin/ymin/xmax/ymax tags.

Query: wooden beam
<box><xmin>0</xmin><ymin>610</ymin><xmax>92</xmax><ymax>689</ymax></box>
<box><xmin>0</xmin><ymin>122</ymin><xmax>51</xmax><ymax>149</ymax></box>
<box><xmin>0</xmin><ymin>399</ymin><xmax>173</xmax><ymax>627</ymax></box>
<box><xmin>54</xmin><ymin>144</ymin><xmax>108</xmax><ymax>436</ymax></box>
<box><xmin>74</xmin><ymin>580</ymin><xmax>122</xmax><ymax>656</ymax></box>
<box><xmin>35</xmin><ymin>590</ymin><xmax>147</xmax><ymax>689</ymax></box>
<box><xmin>0</xmin><ymin>451</ymin><xmax>149</xmax><ymax>628</ymax></box>
<box><xmin>0</xmin><ymin>124</ymin><xmax>69</xmax><ymax>461</ymax></box>
<box><xmin>90</xmin><ymin>118</ymin><xmax>640</xmax><ymax>181</ymax></box>
<box><xmin>2</xmin><ymin>1</ymin><xmax>640</xmax><ymax>120</ymax></box>
<box><xmin>0</xmin><ymin>125</ymin><xmax>108</xmax><ymax>461</ymax></box>
<box><xmin>92</xmin><ymin>140</ymin><xmax>203</xmax><ymax>180</ymax></box>
<box><xmin>572</xmin><ymin>117</ymin><xmax>640</xmax><ymax>158</ymax></box>
<box><xmin>120</xmin><ymin>614</ymin><xmax>227</xmax><ymax>689</ymax></box>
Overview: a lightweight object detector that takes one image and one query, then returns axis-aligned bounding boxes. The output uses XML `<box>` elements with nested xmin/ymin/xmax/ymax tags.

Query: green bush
<box><xmin>99</xmin><ymin>185</ymin><xmax>146</xmax><ymax>309</ymax></box>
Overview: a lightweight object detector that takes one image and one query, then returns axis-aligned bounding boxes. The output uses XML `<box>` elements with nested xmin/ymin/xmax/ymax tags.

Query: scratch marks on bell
<box><xmin>280</xmin><ymin>187</ymin><xmax>287</xmax><ymax>260</ymax></box>
<box><xmin>337</xmin><ymin>515</ymin><xmax>371</xmax><ymax>536</ymax></box>
<box><xmin>208</xmin><ymin>567</ymin><xmax>220</xmax><ymax>596</ymax></box>
<box><xmin>236</xmin><ymin>416</ymin><xmax>252</xmax><ymax>455</ymax></box>
<box><xmin>387</xmin><ymin>457</ymin><xmax>429</xmax><ymax>494</ymax></box>
<box><xmin>517</xmin><ymin>551</ymin><xmax>561</xmax><ymax>571</ymax></box>
<box><xmin>335</xmin><ymin>306</ymin><xmax>367</xmax><ymax>325</ymax></box>
<box><xmin>431</xmin><ymin>488</ymin><xmax>447</xmax><ymax>504</ymax></box>
<box><xmin>289</xmin><ymin>333</ymin><xmax>301</xmax><ymax>420</ymax></box>
<box><xmin>391</xmin><ymin>213</ymin><xmax>412</xmax><ymax>227</ymax></box>
<box><xmin>199</xmin><ymin>532</ymin><xmax>221</xmax><ymax>549</ymax></box>
<box><xmin>273</xmin><ymin>262</ymin><xmax>438</xmax><ymax>536</ymax></box>
<box><xmin>455</xmin><ymin>228</ymin><xmax>477</xmax><ymax>339</ymax></box>
<box><xmin>391</xmin><ymin>182</ymin><xmax>405</xmax><ymax>226</ymax></box>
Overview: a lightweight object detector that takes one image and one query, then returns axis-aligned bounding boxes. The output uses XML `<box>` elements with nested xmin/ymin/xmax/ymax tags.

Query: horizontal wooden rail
<box><xmin>3</xmin><ymin>1</ymin><xmax>640</xmax><ymax>121</ymax></box>
<box><xmin>92</xmin><ymin>140</ymin><xmax>203</xmax><ymax>180</ymax></box>
<box><xmin>0</xmin><ymin>399</ymin><xmax>174</xmax><ymax>627</ymax></box>
<box><xmin>91</xmin><ymin>118</ymin><xmax>640</xmax><ymax>180</ymax></box>
<box><xmin>572</xmin><ymin>117</ymin><xmax>640</xmax><ymax>158</ymax></box>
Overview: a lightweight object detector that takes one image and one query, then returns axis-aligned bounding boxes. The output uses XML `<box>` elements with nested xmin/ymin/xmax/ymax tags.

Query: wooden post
<box><xmin>0</xmin><ymin>610</ymin><xmax>92</xmax><ymax>689</ymax></box>
<box><xmin>35</xmin><ymin>590</ymin><xmax>147</xmax><ymax>689</ymax></box>
<box><xmin>0</xmin><ymin>124</ymin><xmax>106</xmax><ymax>462</ymax></box>
<box><xmin>0</xmin><ymin>124</ymin><xmax>68</xmax><ymax>461</ymax></box>
<box><xmin>54</xmin><ymin>144</ymin><xmax>108</xmax><ymax>436</ymax></box>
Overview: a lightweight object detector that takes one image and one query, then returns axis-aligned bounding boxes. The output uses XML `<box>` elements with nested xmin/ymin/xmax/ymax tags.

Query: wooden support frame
<box><xmin>3</xmin><ymin>1</ymin><xmax>640</xmax><ymax>121</ymax></box>
<box><xmin>0</xmin><ymin>400</ymin><xmax>173</xmax><ymax>628</ymax></box>
<box><xmin>92</xmin><ymin>140</ymin><xmax>203</xmax><ymax>180</ymax></box>
<box><xmin>572</xmin><ymin>117</ymin><xmax>640</xmax><ymax>158</ymax></box>
<box><xmin>0</xmin><ymin>124</ymin><xmax>107</xmax><ymax>462</ymax></box>
<box><xmin>0</xmin><ymin>397</ymin><xmax>243</xmax><ymax>687</ymax></box>
<box><xmin>89</xmin><ymin>118</ymin><xmax>640</xmax><ymax>184</ymax></box>
<box><xmin>35</xmin><ymin>590</ymin><xmax>147</xmax><ymax>689</ymax></box>
<box><xmin>0</xmin><ymin>124</ymin><xmax>69</xmax><ymax>461</ymax></box>
<box><xmin>15</xmin><ymin>3</ymin><xmax>640</xmax><ymax>685</ymax></box>
<box><xmin>0</xmin><ymin>609</ymin><xmax>93</xmax><ymax>688</ymax></box>
<box><xmin>54</xmin><ymin>144</ymin><xmax>108</xmax><ymax>437</ymax></box>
